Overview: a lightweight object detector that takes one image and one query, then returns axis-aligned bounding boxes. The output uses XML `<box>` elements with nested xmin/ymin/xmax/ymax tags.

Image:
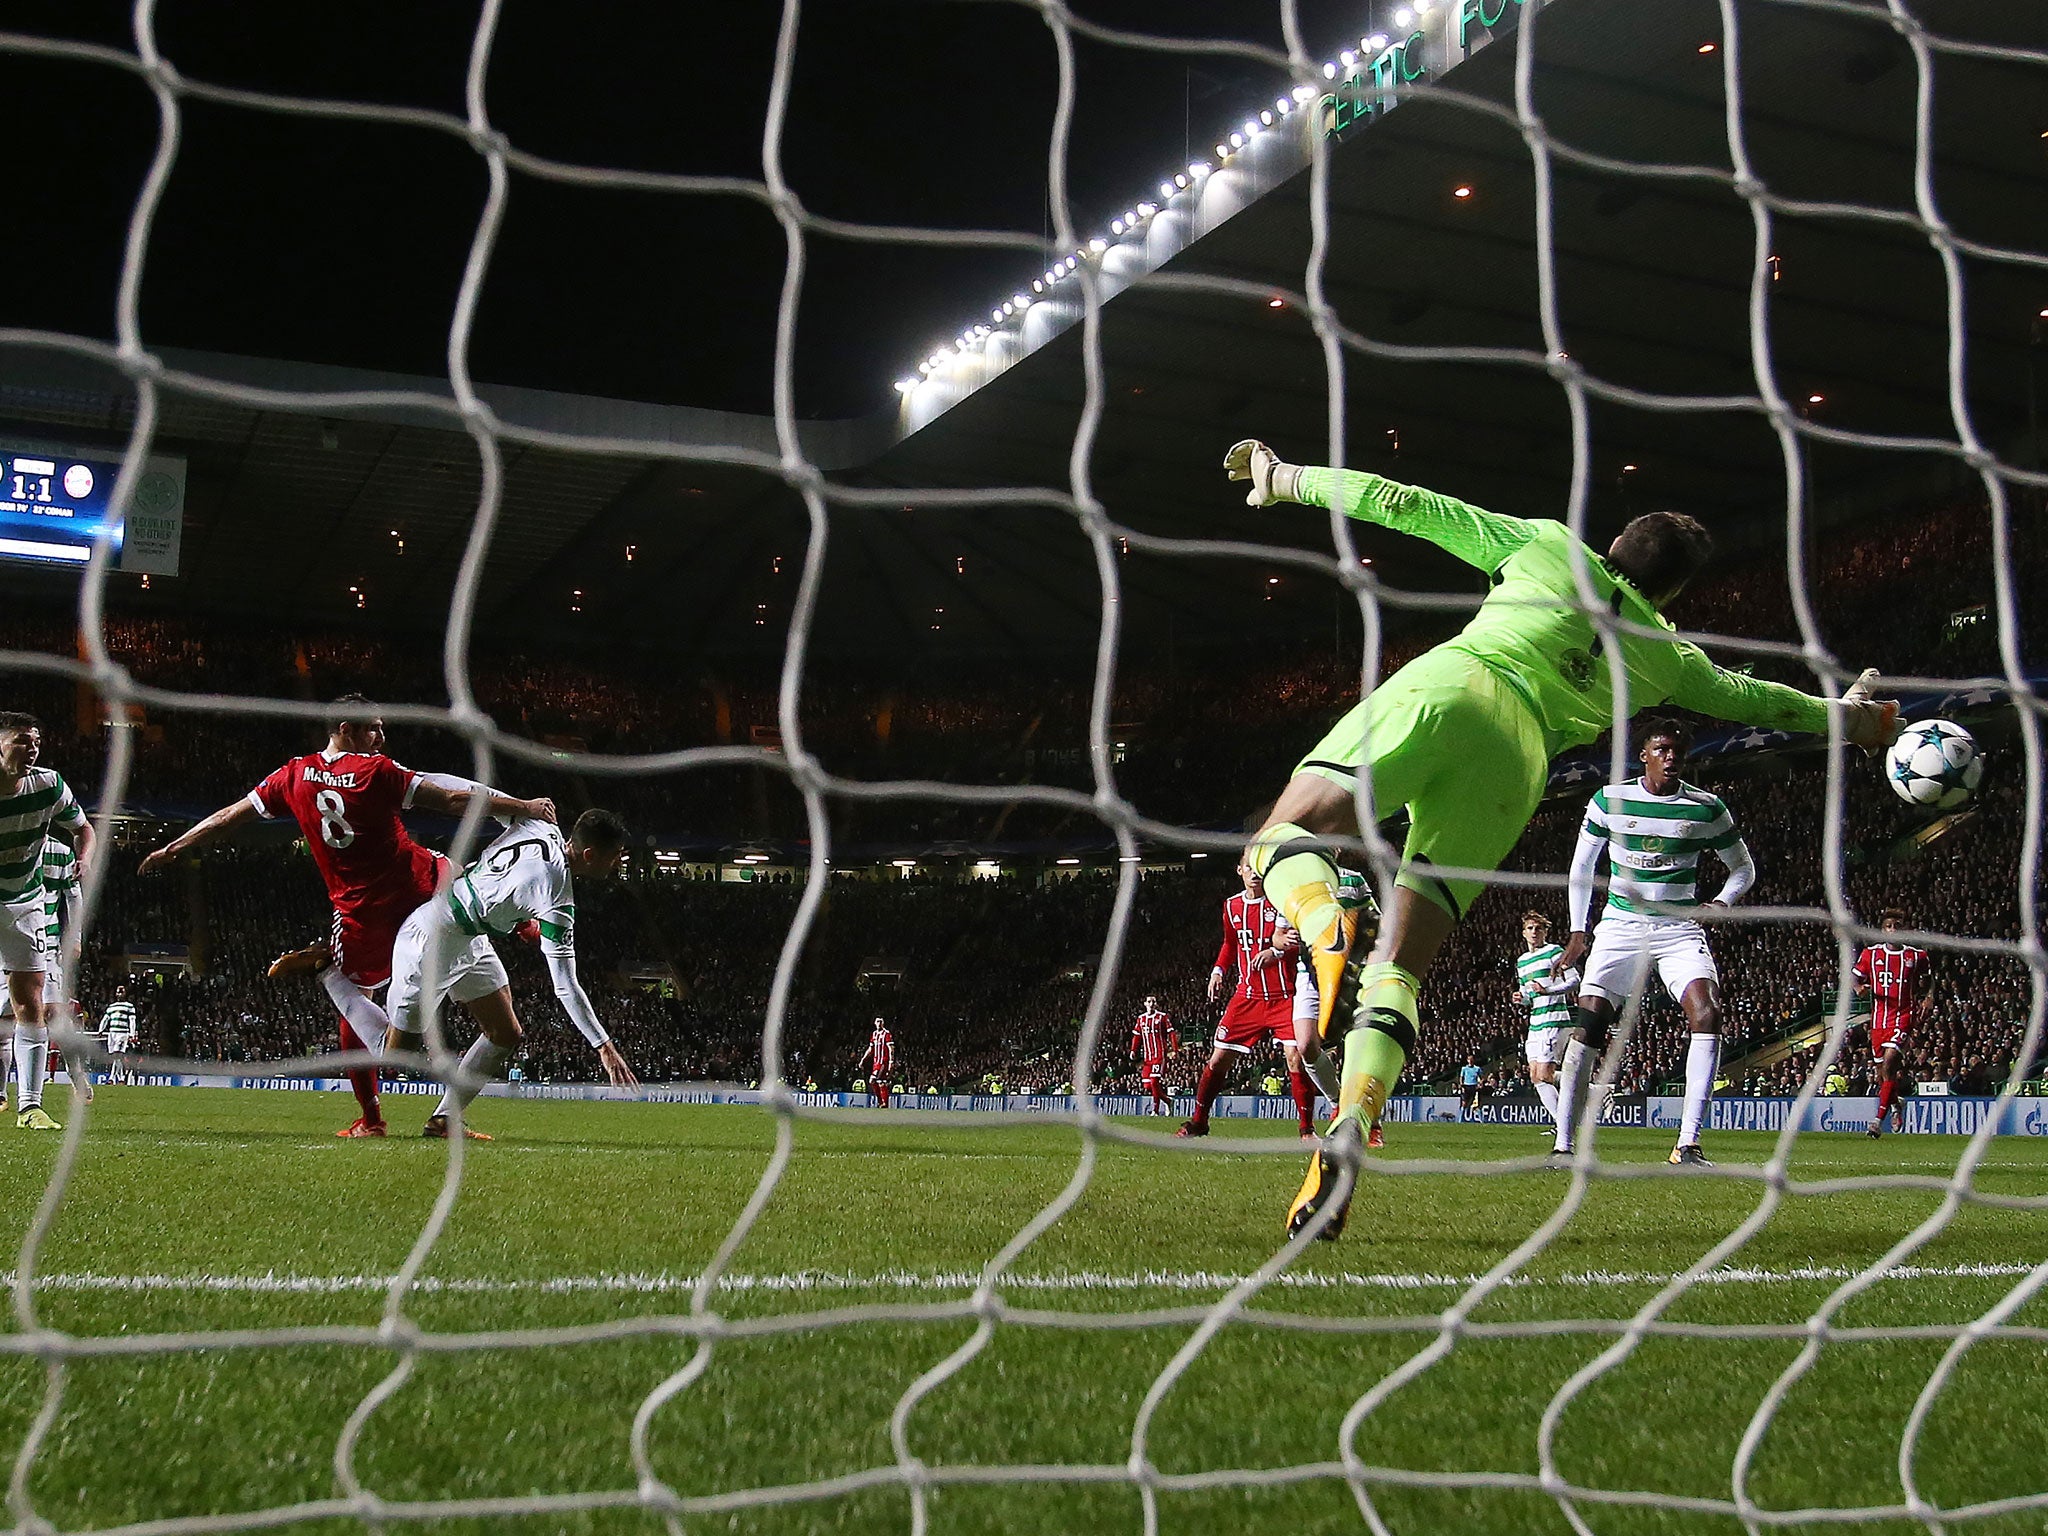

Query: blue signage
<box><xmin>0</xmin><ymin>442</ymin><xmax>185</xmax><ymax>575</ymax></box>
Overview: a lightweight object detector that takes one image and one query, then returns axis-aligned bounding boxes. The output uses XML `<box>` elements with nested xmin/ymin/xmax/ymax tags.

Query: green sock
<box><xmin>1336</xmin><ymin>962</ymin><xmax>1419</xmax><ymax>1131</ymax></box>
<box><xmin>1250</xmin><ymin>821</ymin><xmax>1344</xmax><ymax>952</ymax></box>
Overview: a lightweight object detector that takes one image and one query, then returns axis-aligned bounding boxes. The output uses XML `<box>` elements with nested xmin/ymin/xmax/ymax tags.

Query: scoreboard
<box><xmin>0</xmin><ymin>440</ymin><xmax>185</xmax><ymax>576</ymax></box>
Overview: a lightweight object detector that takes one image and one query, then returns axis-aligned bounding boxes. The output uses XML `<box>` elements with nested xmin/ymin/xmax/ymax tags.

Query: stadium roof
<box><xmin>1</xmin><ymin>0</ymin><xmax>2040</xmax><ymax>664</ymax></box>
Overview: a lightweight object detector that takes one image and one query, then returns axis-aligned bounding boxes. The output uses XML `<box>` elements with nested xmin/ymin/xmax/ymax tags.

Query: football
<box><xmin>1885</xmin><ymin>719</ymin><xmax>1983</xmax><ymax>809</ymax></box>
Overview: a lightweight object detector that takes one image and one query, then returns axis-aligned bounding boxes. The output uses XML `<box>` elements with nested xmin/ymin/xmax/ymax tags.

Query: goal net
<box><xmin>0</xmin><ymin>0</ymin><xmax>2043</xmax><ymax>1530</ymax></box>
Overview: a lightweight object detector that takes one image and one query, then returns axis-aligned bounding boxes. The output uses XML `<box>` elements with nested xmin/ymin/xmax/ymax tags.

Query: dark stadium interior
<box><xmin>0</xmin><ymin>0</ymin><xmax>2041</xmax><ymax>1105</ymax></box>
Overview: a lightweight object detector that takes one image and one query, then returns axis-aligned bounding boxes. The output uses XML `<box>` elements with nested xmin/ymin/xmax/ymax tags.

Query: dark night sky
<box><xmin>9</xmin><ymin>0</ymin><xmax>1371</xmax><ymax>418</ymax></box>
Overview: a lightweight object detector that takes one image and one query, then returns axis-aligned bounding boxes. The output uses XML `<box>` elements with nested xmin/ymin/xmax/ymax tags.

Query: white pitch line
<box><xmin>1</xmin><ymin>1261</ymin><xmax>2031</xmax><ymax>1297</ymax></box>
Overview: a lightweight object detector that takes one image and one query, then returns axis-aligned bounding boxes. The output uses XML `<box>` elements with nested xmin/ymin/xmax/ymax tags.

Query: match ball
<box><xmin>1885</xmin><ymin>719</ymin><xmax>1982</xmax><ymax>810</ymax></box>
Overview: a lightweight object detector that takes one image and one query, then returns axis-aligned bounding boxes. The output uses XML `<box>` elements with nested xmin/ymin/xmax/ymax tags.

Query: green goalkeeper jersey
<box><xmin>1297</xmin><ymin>469</ymin><xmax>1832</xmax><ymax>758</ymax></box>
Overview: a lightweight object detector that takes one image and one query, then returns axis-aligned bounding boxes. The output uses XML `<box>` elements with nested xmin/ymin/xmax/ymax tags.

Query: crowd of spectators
<box><xmin>14</xmin><ymin>490</ymin><xmax>2044</xmax><ymax>1100</ymax></box>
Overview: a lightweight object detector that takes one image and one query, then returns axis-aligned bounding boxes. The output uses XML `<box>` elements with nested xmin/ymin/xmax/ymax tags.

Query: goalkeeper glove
<box><xmin>1223</xmin><ymin>439</ymin><xmax>1306</xmax><ymax>507</ymax></box>
<box><xmin>1838</xmin><ymin>667</ymin><xmax>1901</xmax><ymax>753</ymax></box>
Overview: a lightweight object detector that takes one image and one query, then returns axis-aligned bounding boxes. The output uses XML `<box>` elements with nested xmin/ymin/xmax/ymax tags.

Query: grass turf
<box><xmin>0</xmin><ymin>1086</ymin><xmax>2041</xmax><ymax>1535</ymax></box>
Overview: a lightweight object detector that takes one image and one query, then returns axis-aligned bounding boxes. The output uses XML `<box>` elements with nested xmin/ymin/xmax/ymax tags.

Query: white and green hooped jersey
<box><xmin>36</xmin><ymin>837</ymin><xmax>77</xmax><ymax>954</ymax></box>
<box><xmin>1517</xmin><ymin>942</ymin><xmax>1576</xmax><ymax>1031</ymax></box>
<box><xmin>0</xmin><ymin>770</ymin><xmax>86</xmax><ymax>903</ymax></box>
<box><xmin>1568</xmin><ymin>778</ymin><xmax>1754</xmax><ymax>929</ymax></box>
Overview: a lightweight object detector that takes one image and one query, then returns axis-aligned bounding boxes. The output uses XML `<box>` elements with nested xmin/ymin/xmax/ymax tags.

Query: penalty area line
<box><xmin>0</xmin><ymin>1261</ymin><xmax>2032</xmax><ymax>1297</ymax></box>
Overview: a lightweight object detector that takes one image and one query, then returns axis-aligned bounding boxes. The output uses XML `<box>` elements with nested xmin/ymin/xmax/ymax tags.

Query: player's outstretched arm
<box><xmin>138</xmin><ymin>796</ymin><xmax>258</xmax><ymax>875</ymax></box>
<box><xmin>411</xmin><ymin>773</ymin><xmax>555</xmax><ymax>825</ymax></box>
<box><xmin>1224</xmin><ymin>439</ymin><xmax>1538</xmax><ymax>572</ymax></box>
<box><xmin>1662</xmin><ymin>652</ymin><xmax>1899</xmax><ymax>752</ymax></box>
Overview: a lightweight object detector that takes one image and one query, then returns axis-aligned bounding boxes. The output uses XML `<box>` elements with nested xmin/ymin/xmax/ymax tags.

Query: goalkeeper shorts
<box><xmin>1295</xmin><ymin>644</ymin><xmax>1548</xmax><ymax>919</ymax></box>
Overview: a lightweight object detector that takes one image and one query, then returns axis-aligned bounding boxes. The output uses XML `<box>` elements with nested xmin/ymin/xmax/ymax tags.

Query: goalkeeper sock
<box><xmin>1535</xmin><ymin>1078</ymin><xmax>1561</xmax><ymax>1126</ymax></box>
<box><xmin>1679</xmin><ymin>1033</ymin><xmax>1719</xmax><ymax>1147</ymax></box>
<box><xmin>1252</xmin><ymin>824</ymin><xmax>1364</xmax><ymax>1048</ymax></box>
<box><xmin>1335</xmin><ymin>963</ymin><xmax>1418</xmax><ymax>1133</ymax></box>
<box><xmin>433</xmin><ymin>1037</ymin><xmax>513</xmax><ymax>1119</ymax></box>
<box><xmin>13</xmin><ymin>1025</ymin><xmax>48</xmax><ymax>1110</ymax></box>
<box><xmin>1250</xmin><ymin>823</ymin><xmax>1347</xmax><ymax>955</ymax></box>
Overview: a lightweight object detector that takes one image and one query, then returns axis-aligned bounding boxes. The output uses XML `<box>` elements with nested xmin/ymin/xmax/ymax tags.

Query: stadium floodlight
<box><xmin>1367</xmin><ymin>32</ymin><xmax>1389</xmax><ymax>50</ymax></box>
<box><xmin>1341</xmin><ymin>50</ymin><xmax>1357</xmax><ymax>66</ymax></box>
<box><xmin>1395</xmin><ymin>6</ymin><xmax>1415</xmax><ymax>25</ymax></box>
<box><xmin>1174</xmin><ymin>173</ymin><xmax>1188</xmax><ymax>189</ymax></box>
<box><xmin>1160</xmin><ymin>180</ymin><xmax>1174</xmax><ymax>198</ymax></box>
<box><xmin>1293</xmin><ymin>83</ymin><xmax>1316</xmax><ymax>102</ymax></box>
<box><xmin>1229</xmin><ymin>133</ymin><xmax>1244</xmax><ymax>148</ymax></box>
<box><xmin>1111</xmin><ymin>219</ymin><xmax>1125</xmax><ymax>234</ymax></box>
<box><xmin>1322</xmin><ymin>62</ymin><xmax>1337</xmax><ymax>79</ymax></box>
<box><xmin>1088</xmin><ymin>237</ymin><xmax>1107</xmax><ymax>253</ymax></box>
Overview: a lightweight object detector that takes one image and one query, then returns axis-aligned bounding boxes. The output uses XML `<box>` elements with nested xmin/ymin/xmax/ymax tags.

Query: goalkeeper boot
<box><xmin>1286</xmin><ymin>1118</ymin><xmax>1362</xmax><ymax>1242</ymax></box>
<box><xmin>422</xmin><ymin>1114</ymin><xmax>492</xmax><ymax>1142</ymax></box>
<box><xmin>268</xmin><ymin>940</ymin><xmax>332</xmax><ymax>980</ymax></box>
<box><xmin>1366</xmin><ymin>1120</ymin><xmax>1385</xmax><ymax>1150</ymax></box>
<box><xmin>337</xmin><ymin>1116</ymin><xmax>387</xmax><ymax>1139</ymax></box>
<box><xmin>1668</xmin><ymin>1143</ymin><xmax>1713</xmax><ymax>1168</ymax></box>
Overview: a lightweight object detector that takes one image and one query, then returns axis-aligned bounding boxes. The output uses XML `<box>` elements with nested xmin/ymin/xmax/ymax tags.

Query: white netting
<box><xmin>0</xmin><ymin>0</ymin><xmax>2045</xmax><ymax>1530</ymax></box>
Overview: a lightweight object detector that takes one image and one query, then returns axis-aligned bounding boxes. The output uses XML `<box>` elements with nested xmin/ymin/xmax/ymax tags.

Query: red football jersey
<box><xmin>1215</xmin><ymin>892</ymin><xmax>1295</xmax><ymax>1004</ymax></box>
<box><xmin>248</xmin><ymin>751</ymin><xmax>440</xmax><ymax>918</ymax></box>
<box><xmin>864</xmin><ymin>1026</ymin><xmax>894</xmax><ymax>1073</ymax></box>
<box><xmin>1855</xmin><ymin>944</ymin><xmax>1930</xmax><ymax>1037</ymax></box>
<box><xmin>1131</xmin><ymin>1009</ymin><xmax>1175</xmax><ymax>1065</ymax></box>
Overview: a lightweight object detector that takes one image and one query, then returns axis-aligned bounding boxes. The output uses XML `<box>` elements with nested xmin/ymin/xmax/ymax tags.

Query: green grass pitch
<box><xmin>0</xmin><ymin>1088</ymin><xmax>2042</xmax><ymax>1535</ymax></box>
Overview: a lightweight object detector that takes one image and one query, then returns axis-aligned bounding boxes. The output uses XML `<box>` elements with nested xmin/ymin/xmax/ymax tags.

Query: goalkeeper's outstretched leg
<box><xmin>1222</xmin><ymin>437</ymin><xmax>1900</xmax><ymax>1241</ymax></box>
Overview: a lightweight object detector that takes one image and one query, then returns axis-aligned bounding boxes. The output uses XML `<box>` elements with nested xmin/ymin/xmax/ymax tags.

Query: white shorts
<box><xmin>386</xmin><ymin>911</ymin><xmax>509</xmax><ymax>1039</ymax></box>
<box><xmin>106</xmin><ymin>1030</ymin><xmax>134</xmax><ymax>1053</ymax></box>
<box><xmin>1525</xmin><ymin>1027</ymin><xmax>1568</xmax><ymax>1067</ymax></box>
<box><xmin>0</xmin><ymin>896</ymin><xmax>46</xmax><ymax>975</ymax></box>
<box><xmin>1581</xmin><ymin>914</ymin><xmax>1718</xmax><ymax>1006</ymax></box>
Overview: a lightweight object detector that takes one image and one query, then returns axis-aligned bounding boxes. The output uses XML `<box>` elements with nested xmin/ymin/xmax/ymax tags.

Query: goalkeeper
<box><xmin>1220</xmin><ymin>442</ymin><xmax>1901</xmax><ymax>1240</ymax></box>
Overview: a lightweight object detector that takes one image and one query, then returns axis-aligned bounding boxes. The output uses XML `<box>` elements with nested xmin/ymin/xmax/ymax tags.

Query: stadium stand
<box><xmin>15</xmin><ymin>491</ymin><xmax>2044</xmax><ymax>1097</ymax></box>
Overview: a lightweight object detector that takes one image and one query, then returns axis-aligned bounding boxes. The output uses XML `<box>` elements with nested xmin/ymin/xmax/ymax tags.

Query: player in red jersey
<box><xmin>1130</xmin><ymin>995</ymin><xmax>1179</xmax><ymax>1115</ymax></box>
<box><xmin>140</xmin><ymin>695</ymin><xmax>552</xmax><ymax>1137</ymax></box>
<box><xmin>1853</xmin><ymin>908</ymin><xmax>1932</xmax><ymax>1138</ymax></box>
<box><xmin>1178</xmin><ymin>860</ymin><xmax>1316</xmax><ymax>1140</ymax></box>
<box><xmin>858</xmin><ymin>1017</ymin><xmax>895</xmax><ymax>1107</ymax></box>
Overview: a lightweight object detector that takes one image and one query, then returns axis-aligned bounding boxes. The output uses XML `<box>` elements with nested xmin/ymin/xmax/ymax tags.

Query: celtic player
<box><xmin>0</xmin><ymin>715</ymin><xmax>95</xmax><ymax>1130</ymax></box>
<box><xmin>1216</xmin><ymin>443</ymin><xmax>1899</xmax><ymax>1240</ymax></box>
<box><xmin>1554</xmin><ymin>720</ymin><xmax>1753</xmax><ymax>1166</ymax></box>
<box><xmin>1515</xmin><ymin>911</ymin><xmax>1577</xmax><ymax>1135</ymax></box>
